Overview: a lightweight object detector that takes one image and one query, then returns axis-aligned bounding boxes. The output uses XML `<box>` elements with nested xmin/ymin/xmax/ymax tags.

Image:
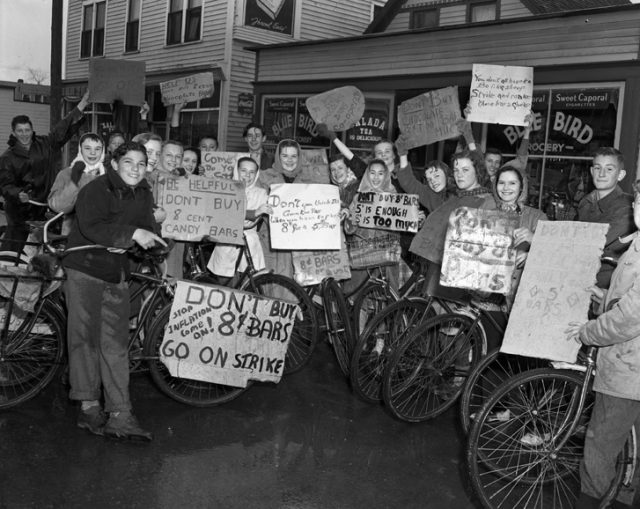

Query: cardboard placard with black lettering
<box><xmin>160</xmin><ymin>281</ymin><xmax>299</xmax><ymax>388</ymax></box>
<box><xmin>467</xmin><ymin>63</ymin><xmax>534</xmax><ymax>126</ymax></box>
<box><xmin>201</xmin><ymin>151</ymin><xmax>251</xmax><ymax>180</ymax></box>
<box><xmin>500</xmin><ymin>221</ymin><xmax>608</xmax><ymax>362</ymax></box>
<box><xmin>305</xmin><ymin>86</ymin><xmax>366</xmax><ymax>132</ymax></box>
<box><xmin>157</xmin><ymin>175</ymin><xmax>246</xmax><ymax>244</ymax></box>
<box><xmin>397</xmin><ymin>86</ymin><xmax>462</xmax><ymax>148</ymax></box>
<box><xmin>268</xmin><ymin>184</ymin><xmax>341</xmax><ymax>250</ymax></box>
<box><xmin>440</xmin><ymin>207</ymin><xmax>519</xmax><ymax>294</ymax></box>
<box><xmin>299</xmin><ymin>149</ymin><xmax>330</xmax><ymax>184</ymax></box>
<box><xmin>160</xmin><ymin>72</ymin><xmax>214</xmax><ymax>106</ymax></box>
<box><xmin>292</xmin><ymin>243</ymin><xmax>351</xmax><ymax>286</ymax></box>
<box><xmin>353</xmin><ymin>192</ymin><xmax>420</xmax><ymax>233</ymax></box>
<box><xmin>88</xmin><ymin>58</ymin><xmax>146</xmax><ymax>106</ymax></box>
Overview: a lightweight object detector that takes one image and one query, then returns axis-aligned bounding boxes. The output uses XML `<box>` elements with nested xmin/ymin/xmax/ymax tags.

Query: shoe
<box><xmin>487</xmin><ymin>409</ymin><xmax>511</xmax><ymax>423</ymax></box>
<box><xmin>104</xmin><ymin>412</ymin><xmax>153</xmax><ymax>442</ymax></box>
<box><xmin>77</xmin><ymin>406</ymin><xmax>107</xmax><ymax>436</ymax></box>
<box><xmin>520</xmin><ymin>431</ymin><xmax>550</xmax><ymax>446</ymax></box>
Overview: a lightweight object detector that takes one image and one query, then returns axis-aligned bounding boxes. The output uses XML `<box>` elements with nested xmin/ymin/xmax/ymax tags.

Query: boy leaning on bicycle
<box><xmin>565</xmin><ymin>180</ymin><xmax>640</xmax><ymax>508</ymax></box>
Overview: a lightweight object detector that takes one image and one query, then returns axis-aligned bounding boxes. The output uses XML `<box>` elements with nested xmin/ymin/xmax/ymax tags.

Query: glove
<box><xmin>316</xmin><ymin>123</ymin><xmax>336</xmax><ymax>141</ymax></box>
<box><xmin>456</xmin><ymin>118</ymin><xmax>474</xmax><ymax>142</ymax></box>
<box><xmin>394</xmin><ymin>134</ymin><xmax>410</xmax><ymax>156</ymax></box>
<box><xmin>70</xmin><ymin>161</ymin><xmax>86</xmax><ymax>185</ymax></box>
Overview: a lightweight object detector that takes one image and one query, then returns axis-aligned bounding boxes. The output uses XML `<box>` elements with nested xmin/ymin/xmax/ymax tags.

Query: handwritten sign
<box><xmin>268</xmin><ymin>183</ymin><xmax>341</xmax><ymax>250</ymax></box>
<box><xmin>353</xmin><ymin>192</ymin><xmax>420</xmax><ymax>233</ymax></box>
<box><xmin>500</xmin><ymin>221</ymin><xmax>608</xmax><ymax>362</ymax></box>
<box><xmin>201</xmin><ymin>151</ymin><xmax>251</xmax><ymax>180</ymax></box>
<box><xmin>305</xmin><ymin>86</ymin><xmax>365</xmax><ymax>131</ymax></box>
<box><xmin>160</xmin><ymin>281</ymin><xmax>298</xmax><ymax>388</ymax></box>
<box><xmin>299</xmin><ymin>149</ymin><xmax>330</xmax><ymax>184</ymax></box>
<box><xmin>440</xmin><ymin>207</ymin><xmax>519</xmax><ymax>295</ymax></box>
<box><xmin>160</xmin><ymin>72</ymin><xmax>214</xmax><ymax>106</ymax></box>
<box><xmin>157</xmin><ymin>175</ymin><xmax>246</xmax><ymax>245</ymax></box>
<box><xmin>88</xmin><ymin>58</ymin><xmax>145</xmax><ymax>106</ymax></box>
<box><xmin>397</xmin><ymin>86</ymin><xmax>462</xmax><ymax>148</ymax></box>
<box><xmin>467</xmin><ymin>64</ymin><xmax>533</xmax><ymax>126</ymax></box>
<box><xmin>292</xmin><ymin>246</ymin><xmax>351</xmax><ymax>286</ymax></box>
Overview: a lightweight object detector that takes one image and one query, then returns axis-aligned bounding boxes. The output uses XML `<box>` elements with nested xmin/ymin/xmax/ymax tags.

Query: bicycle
<box><xmin>465</xmin><ymin>346</ymin><xmax>637</xmax><ymax>508</ymax></box>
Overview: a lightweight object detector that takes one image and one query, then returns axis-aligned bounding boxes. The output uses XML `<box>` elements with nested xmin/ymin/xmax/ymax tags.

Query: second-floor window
<box><xmin>468</xmin><ymin>1</ymin><xmax>497</xmax><ymax>23</ymax></box>
<box><xmin>126</xmin><ymin>0</ymin><xmax>141</xmax><ymax>52</ymax></box>
<box><xmin>80</xmin><ymin>1</ymin><xmax>106</xmax><ymax>58</ymax></box>
<box><xmin>410</xmin><ymin>8</ymin><xmax>438</xmax><ymax>29</ymax></box>
<box><xmin>166</xmin><ymin>0</ymin><xmax>202</xmax><ymax>45</ymax></box>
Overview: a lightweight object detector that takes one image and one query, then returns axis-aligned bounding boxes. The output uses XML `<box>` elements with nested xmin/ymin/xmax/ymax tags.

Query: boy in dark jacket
<box><xmin>63</xmin><ymin>141</ymin><xmax>166</xmax><ymax>441</ymax></box>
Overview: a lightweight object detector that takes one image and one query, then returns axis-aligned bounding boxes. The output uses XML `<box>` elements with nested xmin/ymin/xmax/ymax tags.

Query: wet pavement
<box><xmin>0</xmin><ymin>340</ymin><xmax>477</xmax><ymax>509</ymax></box>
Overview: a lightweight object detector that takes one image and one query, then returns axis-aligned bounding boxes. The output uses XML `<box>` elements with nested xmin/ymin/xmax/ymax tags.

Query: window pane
<box><xmin>129</xmin><ymin>0</ymin><xmax>141</xmax><ymax>21</ymax></box>
<box><xmin>189</xmin><ymin>0</ymin><xmax>202</xmax><ymax>7</ymax></box>
<box><xmin>95</xmin><ymin>2</ymin><xmax>106</xmax><ymax>28</ymax></box>
<box><xmin>126</xmin><ymin>20</ymin><xmax>139</xmax><ymax>51</ymax></box>
<box><xmin>93</xmin><ymin>27</ymin><xmax>104</xmax><ymax>56</ymax></box>
<box><xmin>170</xmin><ymin>0</ymin><xmax>183</xmax><ymax>12</ymax></box>
<box><xmin>471</xmin><ymin>4</ymin><xmax>496</xmax><ymax>22</ymax></box>
<box><xmin>81</xmin><ymin>31</ymin><xmax>92</xmax><ymax>58</ymax></box>
<box><xmin>185</xmin><ymin>8</ymin><xmax>201</xmax><ymax>41</ymax></box>
<box><xmin>411</xmin><ymin>9</ymin><xmax>437</xmax><ymax>29</ymax></box>
<box><xmin>166</xmin><ymin>11</ymin><xmax>183</xmax><ymax>44</ymax></box>
<box><xmin>83</xmin><ymin>4</ymin><xmax>93</xmax><ymax>28</ymax></box>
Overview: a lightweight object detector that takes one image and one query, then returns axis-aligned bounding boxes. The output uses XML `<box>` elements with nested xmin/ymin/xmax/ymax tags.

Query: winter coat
<box><xmin>580</xmin><ymin>233</ymin><xmax>640</xmax><ymax>401</ymax></box>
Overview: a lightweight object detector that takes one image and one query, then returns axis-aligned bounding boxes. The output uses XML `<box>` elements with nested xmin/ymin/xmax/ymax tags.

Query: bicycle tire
<box><xmin>351</xmin><ymin>280</ymin><xmax>398</xmax><ymax>335</ymax></box>
<box><xmin>466</xmin><ymin>368</ymin><xmax>631</xmax><ymax>508</ymax></box>
<box><xmin>143</xmin><ymin>304</ymin><xmax>248</xmax><ymax>407</ymax></box>
<box><xmin>459</xmin><ymin>349</ymin><xmax>548</xmax><ymax>434</ymax></box>
<box><xmin>349</xmin><ymin>298</ymin><xmax>433</xmax><ymax>403</ymax></box>
<box><xmin>322</xmin><ymin>278</ymin><xmax>355</xmax><ymax>377</ymax></box>
<box><xmin>242</xmin><ymin>273</ymin><xmax>319</xmax><ymax>375</ymax></box>
<box><xmin>383</xmin><ymin>312</ymin><xmax>484</xmax><ymax>422</ymax></box>
<box><xmin>0</xmin><ymin>299</ymin><xmax>66</xmax><ymax>409</ymax></box>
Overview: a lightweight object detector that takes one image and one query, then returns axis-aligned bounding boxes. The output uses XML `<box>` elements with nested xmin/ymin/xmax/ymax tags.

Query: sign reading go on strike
<box><xmin>440</xmin><ymin>207</ymin><xmax>519</xmax><ymax>295</ymax></box>
<box><xmin>268</xmin><ymin>183</ymin><xmax>341</xmax><ymax>250</ymax></box>
<box><xmin>397</xmin><ymin>86</ymin><xmax>462</xmax><ymax>149</ymax></box>
<box><xmin>160</xmin><ymin>72</ymin><xmax>215</xmax><ymax>106</ymax></box>
<box><xmin>467</xmin><ymin>63</ymin><xmax>534</xmax><ymax>126</ymax></box>
<box><xmin>201</xmin><ymin>151</ymin><xmax>250</xmax><ymax>180</ymax></box>
<box><xmin>353</xmin><ymin>192</ymin><xmax>420</xmax><ymax>233</ymax></box>
<box><xmin>157</xmin><ymin>176</ymin><xmax>246</xmax><ymax>244</ymax></box>
<box><xmin>500</xmin><ymin>221</ymin><xmax>608</xmax><ymax>363</ymax></box>
<box><xmin>160</xmin><ymin>281</ymin><xmax>299</xmax><ymax>388</ymax></box>
<box><xmin>305</xmin><ymin>86</ymin><xmax>366</xmax><ymax>132</ymax></box>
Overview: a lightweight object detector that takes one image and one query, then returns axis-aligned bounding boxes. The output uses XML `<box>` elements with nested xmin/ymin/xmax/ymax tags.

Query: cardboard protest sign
<box><xmin>500</xmin><ymin>221</ymin><xmax>609</xmax><ymax>362</ymax></box>
<box><xmin>157</xmin><ymin>175</ymin><xmax>246</xmax><ymax>244</ymax></box>
<box><xmin>160</xmin><ymin>72</ymin><xmax>214</xmax><ymax>106</ymax></box>
<box><xmin>467</xmin><ymin>63</ymin><xmax>534</xmax><ymax>126</ymax></box>
<box><xmin>440</xmin><ymin>207</ymin><xmax>519</xmax><ymax>295</ymax></box>
<box><xmin>397</xmin><ymin>86</ymin><xmax>462</xmax><ymax>149</ymax></box>
<box><xmin>160</xmin><ymin>281</ymin><xmax>299</xmax><ymax>388</ymax></box>
<box><xmin>305</xmin><ymin>86</ymin><xmax>365</xmax><ymax>131</ymax></box>
<box><xmin>292</xmin><ymin>243</ymin><xmax>351</xmax><ymax>286</ymax></box>
<box><xmin>353</xmin><ymin>192</ymin><xmax>420</xmax><ymax>233</ymax></box>
<box><xmin>201</xmin><ymin>151</ymin><xmax>251</xmax><ymax>180</ymax></box>
<box><xmin>88</xmin><ymin>58</ymin><xmax>145</xmax><ymax>106</ymax></box>
<box><xmin>268</xmin><ymin>184</ymin><xmax>341</xmax><ymax>250</ymax></box>
<box><xmin>299</xmin><ymin>149</ymin><xmax>330</xmax><ymax>184</ymax></box>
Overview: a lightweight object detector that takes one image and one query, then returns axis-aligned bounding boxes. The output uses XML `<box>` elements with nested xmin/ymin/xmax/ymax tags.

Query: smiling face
<box><xmin>112</xmin><ymin>149</ymin><xmax>148</xmax><ymax>187</ymax></box>
<box><xmin>245</xmin><ymin>128</ymin><xmax>266</xmax><ymax>152</ymax></box>
<box><xmin>496</xmin><ymin>170</ymin><xmax>522</xmax><ymax>205</ymax></box>
<box><xmin>238</xmin><ymin>159</ymin><xmax>259</xmax><ymax>186</ymax></box>
<box><xmin>279</xmin><ymin>145</ymin><xmax>299</xmax><ymax>173</ymax></box>
<box><xmin>198</xmin><ymin>137</ymin><xmax>217</xmax><ymax>152</ymax></box>
<box><xmin>80</xmin><ymin>138</ymin><xmax>104</xmax><ymax>165</ymax></box>
<box><xmin>425</xmin><ymin>166</ymin><xmax>447</xmax><ymax>193</ymax></box>
<box><xmin>12</xmin><ymin>122</ymin><xmax>33</xmax><ymax>146</ymax></box>
<box><xmin>367</xmin><ymin>162</ymin><xmax>387</xmax><ymax>191</ymax></box>
<box><xmin>107</xmin><ymin>134</ymin><xmax>125</xmax><ymax>154</ymax></box>
<box><xmin>485</xmin><ymin>153</ymin><xmax>502</xmax><ymax>178</ymax></box>
<box><xmin>144</xmin><ymin>140</ymin><xmax>162</xmax><ymax>172</ymax></box>
<box><xmin>453</xmin><ymin>157</ymin><xmax>479</xmax><ymax>191</ymax></box>
<box><xmin>330</xmin><ymin>159</ymin><xmax>349</xmax><ymax>185</ymax></box>
<box><xmin>160</xmin><ymin>143</ymin><xmax>183</xmax><ymax>172</ymax></box>
<box><xmin>182</xmin><ymin>149</ymin><xmax>198</xmax><ymax>173</ymax></box>
<box><xmin>590</xmin><ymin>155</ymin><xmax>625</xmax><ymax>197</ymax></box>
<box><xmin>374</xmin><ymin>141</ymin><xmax>395</xmax><ymax>168</ymax></box>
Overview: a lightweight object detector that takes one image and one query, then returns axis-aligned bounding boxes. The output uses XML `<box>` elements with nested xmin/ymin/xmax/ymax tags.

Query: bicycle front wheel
<box><xmin>351</xmin><ymin>280</ymin><xmax>398</xmax><ymax>335</ymax></box>
<box><xmin>0</xmin><ymin>299</ymin><xmax>66</xmax><ymax>409</ymax></box>
<box><xmin>383</xmin><ymin>312</ymin><xmax>485</xmax><ymax>422</ymax></box>
<box><xmin>243</xmin><ymin>273</ymin><xmax>319</xmax><ymax>375</ymax></box>
<box><xmin>144</xmin><ymin>304</ymin><xmax>247</xmax><ymax>407</ymax></box>
<box><xmin>322</xmin><ymin>278</ymin><xmax>355</xmax><ymax>377</ymax></box>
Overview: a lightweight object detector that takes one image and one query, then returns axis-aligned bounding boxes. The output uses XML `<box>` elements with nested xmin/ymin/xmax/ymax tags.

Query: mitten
<box><xmin>70</xmin><ymin>161</ymin><xmax>86</xmax><ymax>185</ymax></box>
<box><xmin>395</xmin><ymin>135</ymin><xmax>410</xmax><ymax>156</ymax></box>
<box><xmin>316</xmin><ymin>123</ymin><xmax>336</xmax><ymax>140</ymax></box>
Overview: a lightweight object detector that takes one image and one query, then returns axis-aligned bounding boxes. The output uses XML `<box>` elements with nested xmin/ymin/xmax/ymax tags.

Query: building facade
<box><xmin>0</xmin><ymin>80</ymin><xmax>50</xmax><ymax>148</ymax></box>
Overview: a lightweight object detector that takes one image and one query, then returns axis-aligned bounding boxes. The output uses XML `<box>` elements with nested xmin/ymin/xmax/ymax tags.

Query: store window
<box><xmin>410</xmin><ymin>8</ymin><xmax>438</xmax><ymax>29</ymax></box>
<box><xmin>244</xmin><ymin>0</ymin><xmax>295</xmax><ymax>36</ymax></box>
<box><xmin>125</xmin><ymin>0</ymin><xmax>141</xmax><ymax>52</ymax></box>
<box><xmin>166</xmin><ymin>0</ymin><xmax>202</xmax><ymax>45</ymax></box>
<box><xmin>80</xmin><ymin>1</ymin><xmax>106</xmax><ymax>58</ymax></box>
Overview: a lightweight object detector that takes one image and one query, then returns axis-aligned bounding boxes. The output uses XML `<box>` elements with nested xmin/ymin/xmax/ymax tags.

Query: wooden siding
<box><xmin>439</xmin><ymin>5</ymin><xmax>466</xmax><ymax>25</ymax></box>
<box><xmin>298</xmin><ymin>0</ymin><xmax>374</xmax><ymax>40</ymax></box>
<box><xmin>65</xmin><ymin>0</ymin><xmax>228</xmax><ymax>81</ymax></box>
<box><xmin>501</xmin><ymin>0</ymin><xmax>532</xmax><ymax>18</ymax></box>
<box><xmin>255</xmin><ymin>10</ymin><xmax>640</xmax><ymax>83</ymax></box>
<box><xmin>385</xmin><ymin>11</ymin><xmax>411</xmax><ymax>31</ymax></box>
<box><xmin>0</xmin><ymin>88</ymin><xmax>50</xmax><ymax>146</ymax></box>
<box><xmin>225</xmin><ymin>40</ymin><xmax>258</xmax><ymax>153</ymax></box>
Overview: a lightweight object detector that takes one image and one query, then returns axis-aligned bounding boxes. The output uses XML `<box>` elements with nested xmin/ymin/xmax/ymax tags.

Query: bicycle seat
<box><xmin>130</xmin><ymin>239</ymin><xmax>175</xmax><ymax>262</ymax></box>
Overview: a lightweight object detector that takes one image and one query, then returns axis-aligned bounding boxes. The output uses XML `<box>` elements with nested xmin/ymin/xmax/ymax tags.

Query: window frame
<box><xmin>80</xmin><ymin>0</ymin><xmax>107</xmax><ymax>59</ymax></box>
<box><xmin>466</xmin><ymin>0</ymin><xmax>499</xmax><ymax>23</ymax></box>
<box><xmin>125</xmin><ymin>0</ymin><xmax>142</xmax><ymax>53</ymax></box>
<box><xmin>409</xmin><ymin>7</ymin><xmax>439</xmax><ymax>30</ymax></box>
<box><xmin>166</xmin><ymin>0</ymin><xmax>203</xmax><ymax>46</ymax></box>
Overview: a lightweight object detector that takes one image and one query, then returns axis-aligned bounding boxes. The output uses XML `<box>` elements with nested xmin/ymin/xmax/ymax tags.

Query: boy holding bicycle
<box><xmin>63</xmin><ymin>141</ymin><xmax>166</xmax><ymax>441</ymax></box>
<box><xmin>566</xmin><ymin>181</ymin><xmax>640</xmax><ymax>508</ymax></box>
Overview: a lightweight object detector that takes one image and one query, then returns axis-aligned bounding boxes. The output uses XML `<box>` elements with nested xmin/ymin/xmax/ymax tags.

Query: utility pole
<box><xmin>50</xmin><ymin>0</ymin><xmax>63</xmax><ymax>129</ymax></box>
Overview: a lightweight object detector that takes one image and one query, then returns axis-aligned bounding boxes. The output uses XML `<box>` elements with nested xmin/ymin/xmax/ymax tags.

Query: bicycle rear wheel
<box><xmin>144</xmin><ymin>304</ymin><xmax>247</xmax><ymax>407</ymax></box>
<box><xmin>322</xmin><ymin>278</ymin><xmax>355</xmax><ymax>377</ymax></box>
<box><xmin>0</xmin><ymin>299</ymin><xmax>66</xmax><ymax>409</ymax></box>
<box><xmin>466</xmin><ymin>368</ymin><xmax>620</xmax><ymax>508</ymax></box>
<box><xmin>350</xmin><ymin>298</ymin><xmax>433</xmax><ymax>403</ymax></box>
<box><xmin>243</xmin><ymin>273</ymin><xmax>319</xmax><ymax>375</ymax></box>
<box><xmin>351</xmin><ymin>280</ymin><xmax>397</xmax><ymax>335</ymax></box>
<box><xmin>383</xmin><ymin>312</ymin><xmax>485</xmax><ymax>422</ymax></box>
